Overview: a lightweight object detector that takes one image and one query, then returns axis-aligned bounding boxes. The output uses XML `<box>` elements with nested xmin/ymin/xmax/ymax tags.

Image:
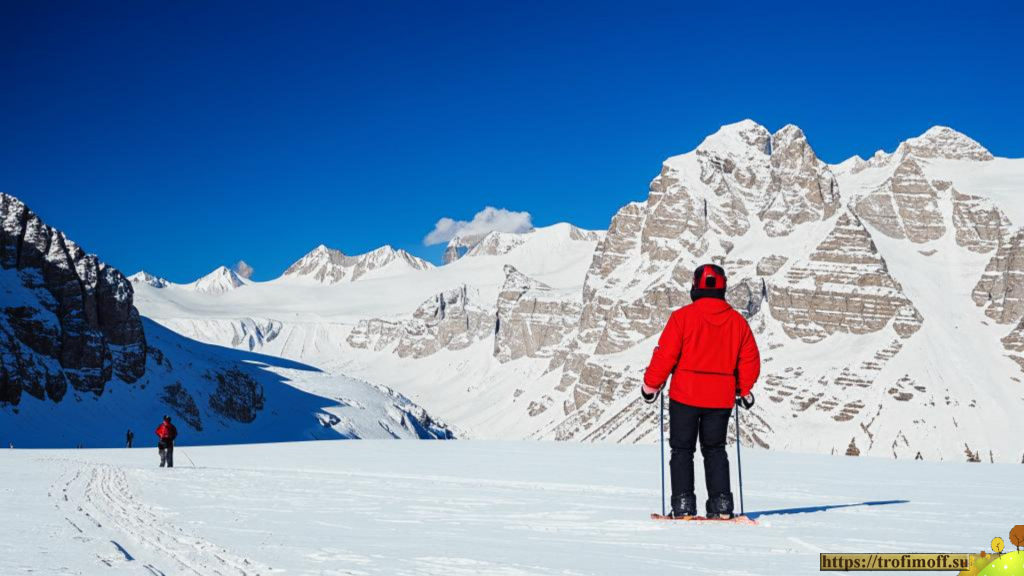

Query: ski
<box><xmin>650</xmin><ymin>513</ymin><xmax>758</xmax><ymax>525</ymax></box>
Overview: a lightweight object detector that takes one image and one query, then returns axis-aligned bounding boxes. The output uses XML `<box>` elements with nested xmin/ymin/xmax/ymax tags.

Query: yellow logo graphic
<box><xmin>958</xmin><ymin>526</ymin><xmax>1024</xmax><ymax>576</ymax></box>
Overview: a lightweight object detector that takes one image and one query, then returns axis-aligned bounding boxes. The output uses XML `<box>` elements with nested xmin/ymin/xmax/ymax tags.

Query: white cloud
<box><xmin>423</xmin><ymin>207</ymin><xmax>534</xmax><ymax>246</ymax></box>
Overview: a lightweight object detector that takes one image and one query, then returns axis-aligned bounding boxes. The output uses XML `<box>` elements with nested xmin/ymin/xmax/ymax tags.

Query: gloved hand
<box><xmin>738</xmin><ymin>392</ymin><xmax>755</xmax><ymax>410</ymax></box>
<box><xmin>640</xmin><ymin>383</ymin><xmax>661</xmax><ymax>404</ymax></box>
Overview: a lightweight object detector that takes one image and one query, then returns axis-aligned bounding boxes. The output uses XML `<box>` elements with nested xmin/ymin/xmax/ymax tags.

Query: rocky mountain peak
<box><xmin>129</xmin><ymin>270</ymin><xmax>169</xmax><ymax>289</ymax></box>
<box><xmin>693</xmin><ymin>119</ymin><xmax>772</xmax><ymax>162</ymax></box>
<box><xmin>282</xmin><ymin>245</ymin><xmax>351</xmax><ymax>283</ymax></box>
<box><xmin>192</xmin><ymin>266</ymin><xmax>247</xmax><ymax>294</ymax></box>
<box><xmin>897</xmin><ymin>126</ymin><xmax>993</xmax><ymax>162</ymax></box>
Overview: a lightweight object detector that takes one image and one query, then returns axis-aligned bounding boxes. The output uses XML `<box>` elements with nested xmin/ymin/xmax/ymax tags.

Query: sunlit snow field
<box><xmin>2</xmin><ymin>441</ymin><xmax>1018</xmax><ymax>575</ymax></box>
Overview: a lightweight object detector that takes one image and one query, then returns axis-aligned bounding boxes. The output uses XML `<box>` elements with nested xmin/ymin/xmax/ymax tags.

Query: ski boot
<box><xmin>669</xmin><ymin>493</ymin><xmax>697</xmax><ymax>518</ymax></box>
<box><xmin>705</xmin><ymin>492</ymin><xmax>735</xmax><ymax>520</ymax></box>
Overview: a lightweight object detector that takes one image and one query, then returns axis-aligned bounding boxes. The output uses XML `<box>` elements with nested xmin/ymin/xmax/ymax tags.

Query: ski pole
<box><xmin>181</xmin><ymin>449</ymin><xmax>197</xmax><ymax>469</ymax></box>
<box><xmin>734</xmin><ymin>404</ymin><xmax>744</xmax><ymax>516</ymax></box>
<box><xmin>659</xmin><ymin>390</ymin><xmax>666</xmax><ymax>517</ymax></box>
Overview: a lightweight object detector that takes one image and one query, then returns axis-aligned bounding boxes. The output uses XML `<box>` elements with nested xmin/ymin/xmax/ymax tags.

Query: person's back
<box><xmin>648</xmin><ymin>297</ymin><xmax>760</xmax><ymax>409</ymax></box>
<box><xmin>641</xmin><ymin>263</ymin><xmax>760</xmax><ymax>519</ymax></box>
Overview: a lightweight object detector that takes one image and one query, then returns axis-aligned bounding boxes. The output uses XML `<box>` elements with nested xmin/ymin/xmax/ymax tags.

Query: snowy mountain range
<box><xmin>129</xmin><ymin>121</ymin><xmax>1024</xmax><ymax>463</ymax></box>
<box><xmin>0</xmin><ymin>193</ymin><xmax>453</xmax><ymax>447</ymax></box>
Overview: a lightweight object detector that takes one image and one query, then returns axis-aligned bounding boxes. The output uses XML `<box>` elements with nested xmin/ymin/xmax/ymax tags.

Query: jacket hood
<box><xmin>691</xmin><ymin>297</ymin><xmax>734</xmax><ymax>326</ymax></box>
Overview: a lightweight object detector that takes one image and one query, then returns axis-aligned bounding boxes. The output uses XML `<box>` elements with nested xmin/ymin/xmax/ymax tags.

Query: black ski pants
<box><xmin>159</xmin><ymin>440</ymin><xmax>174</xmax><ymax>468</ymax></box>
<box><xmin>669</xmin><ymin>400</ymin><xmax>731</xmax><ymax>499</ymax></box>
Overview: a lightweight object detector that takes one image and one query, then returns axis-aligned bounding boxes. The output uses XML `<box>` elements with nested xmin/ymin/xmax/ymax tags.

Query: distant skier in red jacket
<box><xmin>155</xmin><ymin>415</ymin><xmax>178</xmax><ymax>468</ymax></box>
<box><xmin>642</xmin><ymin>263</ymin><xmax>760</xmax><ymax>519</ymax></box>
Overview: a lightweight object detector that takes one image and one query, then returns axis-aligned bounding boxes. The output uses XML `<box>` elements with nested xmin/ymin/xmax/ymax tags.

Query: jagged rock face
<box><xmin>760</xmin><ymin>125</ymin><xmax>841</xmax><ymax>237</ymax></box>
<box><xmin>207</xmin><ymin>368</ymin><xmax>265</xmax><ymax>423</ymax></box>
<box><xmin>973</xmin><ymin>228</ymin><xmax>1024</xmax><ymax>324</ymax></box>
<box><xmin>854</xmin><ymin>158</ymin><xmax>946</xmax><ymax>243</ymax></box>
<box><xmin>347</xmin><ymin>287</ymin><xmax>493</xmax><ymax>359</ymax></box>
<box><xmin>0</xmin><ymin>193</ymin><xmax>147</xmax><ymax>405</ymax></box>
<box><xmin>756</xmin><ymin>255</ymin><xmax>788</xmax><ymax>276</ymax></box>
<box><xmin>768</xmin><ymin>211</ymin><xmax>923</xmax><ymax>342</ymax></box>
<box><xmin>952</xmin><ymin>188</ymin><xmax>1010</xmax><ymax>253</ymax></box>
<box><xmin>494</xmin><ymin>265</ymin><xmax>580</xmax><ymax>363</ymax></box>
<box><xmin>396</xmin><ymin>286</ymin><xmax>493</xmax><ymax>358</ymax></box>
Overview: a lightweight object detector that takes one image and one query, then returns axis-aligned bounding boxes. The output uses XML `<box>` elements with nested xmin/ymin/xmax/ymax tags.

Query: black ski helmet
<box><xmin>690</xmin><ymin>263</ymin><xmax>727</xmax><ymax>302</ymax></box>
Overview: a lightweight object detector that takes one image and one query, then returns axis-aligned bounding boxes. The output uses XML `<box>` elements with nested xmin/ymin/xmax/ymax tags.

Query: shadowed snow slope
<box><xmin>0</xmin><ymin>319</ymin><xmax>453</xmax><ymax>447</ymax></box>
<box><xmin>0</xmin><ymin>441</ymin><xmax>1019</xmax><ymax>575</ymax></box>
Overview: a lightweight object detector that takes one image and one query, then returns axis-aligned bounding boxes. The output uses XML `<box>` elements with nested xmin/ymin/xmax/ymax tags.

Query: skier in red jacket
<box><xmin>155</xmin><ymin>415</ymin><xmax>178</xmax><ymax>468</ymax></box>
<box><xmin>642</xmin><ymin>263</ymin><xmax>760</xmax><ymax>519</ymax></box>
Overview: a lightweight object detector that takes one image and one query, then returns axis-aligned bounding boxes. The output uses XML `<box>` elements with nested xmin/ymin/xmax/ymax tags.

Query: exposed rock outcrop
<box><xmin>0</xmin><ymin>193</ymin><xmax>147</xmax><ymax>405</ymax></box>
<box><xmin>768</xmin><ymin>210</ymin><xmax>923</xmax><ymax>342</ymax></box>
<box><xmin>756</xmin><ymin>255</ymin><xmax>788</xmax><ymax>276</ymax></box>
<box><xmin>973</xmin><ymin>228</ymin><xmax>1024</xmax><ymax>324</ymax></box>
<box><xmin>346</xmin><ymin>286</ymin><xmax>493</xmax><ymax>358</ymax></box>
<box><xmin>207</xmin><ymin>368</ymin><xmax>265</xmax><ymax>423</ymax></box>
<box><xmin>854</xmin><ymin>158</ymin><xmax>946</xmax><ymax>243</ymax></box>
<box><xmin>760</xmin><ymin>125</ymin><xmax>841</xmax><ymax>237</ymax></box>
<box><xmin>494</xmin><ymin>265</ymin><xmax>580</xmax><ymax>363</ymax></box>
<box><xmin>951</xmin><ymin>188</ymin><xmax>1010</xmax><ymax>253</ymax></box>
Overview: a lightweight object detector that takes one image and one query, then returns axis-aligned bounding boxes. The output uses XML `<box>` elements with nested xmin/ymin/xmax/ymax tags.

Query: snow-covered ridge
<box><xmin>281</xmin><ymin>243</ymin><xmax>433</xmax><ymax>284</ymax></box>
<box><xmin>447</xmin><ymin>222</ymin><xmax>604</xmax><ymax>262</ymax></box>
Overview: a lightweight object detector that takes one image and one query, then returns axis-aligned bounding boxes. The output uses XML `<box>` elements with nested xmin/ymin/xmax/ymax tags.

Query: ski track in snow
<box><xmin>47</xmin><ymin>456</ymin><xmax>268</xmax><ymax>576</ymax></box>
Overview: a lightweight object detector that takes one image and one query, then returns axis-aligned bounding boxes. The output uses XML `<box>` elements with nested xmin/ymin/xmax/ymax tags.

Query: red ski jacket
<box><xmin>155</xmin><ymin>422</ymin><xmax>177</xmax><ymax>442</ymax></box>
<box><xmin>643</xmin><ymin>298</ymin><xmax>760</xmax><ymax>409</ymax></box>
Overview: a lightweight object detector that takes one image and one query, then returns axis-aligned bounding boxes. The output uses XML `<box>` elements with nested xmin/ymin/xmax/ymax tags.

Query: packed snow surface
<box><xmin>2</xmin><ymin>440</ymin><xmax>1018</xmax><ymax>575</ymax></box>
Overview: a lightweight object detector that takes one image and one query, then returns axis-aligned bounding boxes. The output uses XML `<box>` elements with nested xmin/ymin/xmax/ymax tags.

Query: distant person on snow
<box><xmin>126</xmin><ymin>429</ymin><xmax>134</xmax><ymax>448</ymax></box>
<box><xmin>155</xmin><ymin>416</ymin><xmax>178</xmax><ymax>468</ymax></box>
<box><xmin>641</xmin><ymin>264</ymin><xmax>760</xmax><ymax>519</ymax></box>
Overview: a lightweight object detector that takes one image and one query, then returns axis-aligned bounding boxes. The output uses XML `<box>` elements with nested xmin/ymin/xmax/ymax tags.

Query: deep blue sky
<box><xmin>2</xmin><ymin>1</ymin><xmax>1021</xmax><ymax>282</ymax></box>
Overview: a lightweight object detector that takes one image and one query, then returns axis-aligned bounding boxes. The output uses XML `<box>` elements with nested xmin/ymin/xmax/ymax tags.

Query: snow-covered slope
<box><xmin>1</xmin><ymin>441</ymin><xmax>1018</xmax><ymax>575</ymax></box>
<box><xmin>134</xmin><ymin>123</ymin><xmax>1024</xmax><ymax>462</ymax></box>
